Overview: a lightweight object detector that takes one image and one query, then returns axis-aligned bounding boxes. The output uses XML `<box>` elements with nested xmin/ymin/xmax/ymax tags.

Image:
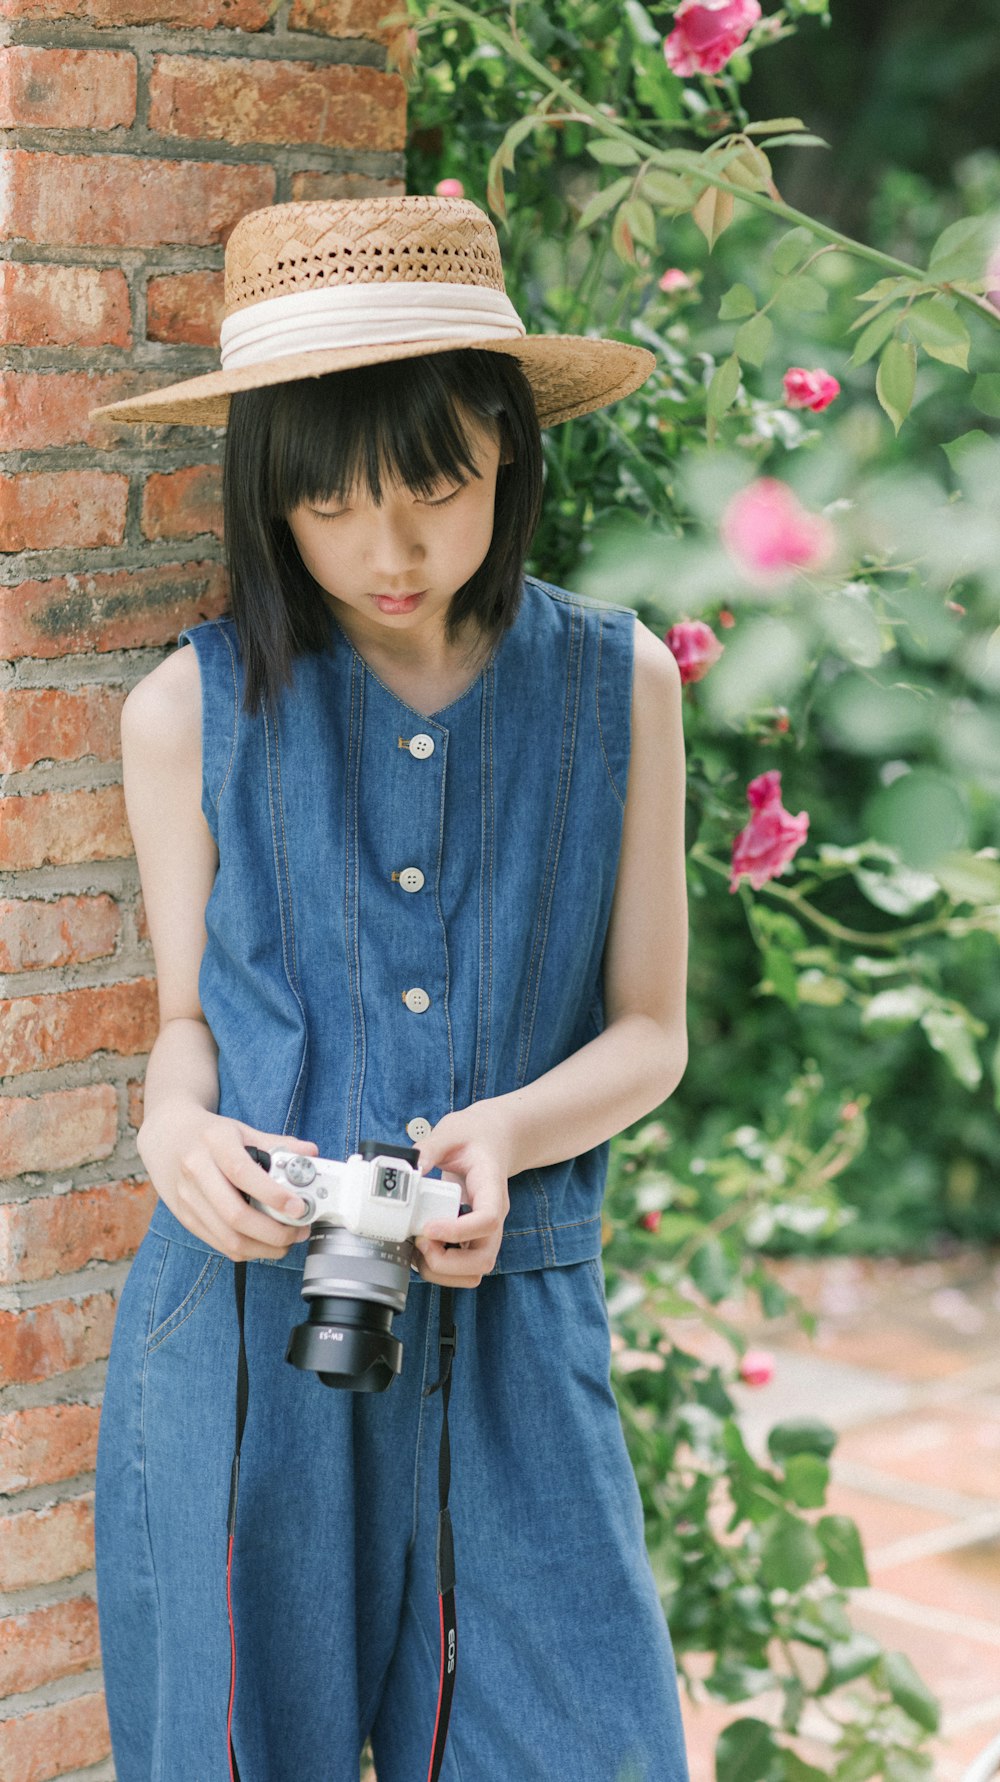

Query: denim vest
<box><xmin>147</xmin><ymin>575</ymin><xmax>635</xmax><ymax>1273</ymax></box>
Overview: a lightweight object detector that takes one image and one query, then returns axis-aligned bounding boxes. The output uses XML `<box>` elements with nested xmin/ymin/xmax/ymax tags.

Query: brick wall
<box><xmin>0</xmin><ymin>3</ymin><xmax>405</xmax><ymax>1773</ymax></box>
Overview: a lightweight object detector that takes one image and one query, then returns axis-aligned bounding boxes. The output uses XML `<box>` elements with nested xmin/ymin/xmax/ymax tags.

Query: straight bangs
<box><xmin>223</xmin><ymin>349</ymin><xmax>544</xmax><ymax>719</ymax></box>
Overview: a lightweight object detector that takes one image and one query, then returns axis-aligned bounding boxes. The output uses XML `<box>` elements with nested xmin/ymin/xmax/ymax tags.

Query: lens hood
<box><xmin>286</xmin><ymin>1296</ymin><xmax>403</xmax><ymax>1392</ymax></box>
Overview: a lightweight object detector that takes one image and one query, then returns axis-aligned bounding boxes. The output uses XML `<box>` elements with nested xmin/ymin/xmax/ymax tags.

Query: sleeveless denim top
<box><xmin>146</xmin><ymin>574</ymin><xmax>636</xmax><ymax>1273</ymax></box>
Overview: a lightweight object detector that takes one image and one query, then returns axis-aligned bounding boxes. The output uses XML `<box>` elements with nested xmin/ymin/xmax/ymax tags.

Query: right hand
<box><xmin>137</xmin><ymin>1103</ymin><xmax>319</xmax><ymax>1262</ymax></box>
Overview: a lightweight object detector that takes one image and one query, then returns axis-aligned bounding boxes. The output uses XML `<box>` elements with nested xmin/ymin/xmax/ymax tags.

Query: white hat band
<box><xmin>220</xmin><ymin>281</ymin><xmax>527</xmax><ymax>370</ymax></box>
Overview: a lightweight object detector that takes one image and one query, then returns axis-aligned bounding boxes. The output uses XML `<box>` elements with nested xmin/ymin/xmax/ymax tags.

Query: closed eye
<box><xmin>309</xmin><ymin>485</ymin><xmax>464</xmax><ymax>520</ymax></box>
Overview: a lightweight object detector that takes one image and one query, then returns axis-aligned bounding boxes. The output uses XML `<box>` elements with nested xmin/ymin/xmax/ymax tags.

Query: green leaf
<box><xmin>920</xmin><ymin>1007</ymin><xmax>983</xmax><ymax>1090</ymax></box>
<box><xmin>905</xmin><ymin>297</ymin><xmax>971</xmax><ymax>369</ymax></box>
<box><xmin>817</xmin><ymin>1513</ymin><xmax>869</xmax><ymax>1587</ymax></box>
<box><xmin>576</xmin><ymin>176</ymin><xmax>633</xmax><ymax>232</ymax></box>
<box><xmin>933</xmin><ymin>850</ymin><xmax>1000</xmax><ymax>905</ymax></box>
<box><xmin>640</xmin><ymin>168</ymin><xmax>697</xmax><ymax>209</ymax></box>
<box><xmin>856</xmin><ymin>277</ymin><xmax>911</xmax><ymax>303</ymax></box>
<box><xmin>706</xmin><ymin>352</ymin><xmax>742</xmax><ymax>420</ymax></box>
<box><xmin>758</xmin><ymin>133</ymin><xmax>829</xmax><ymax>149</ymax></box>
<box><xmin>881</xmin><ymin>1649</ymin><xmax>941</xmax><ymax>1732</ymax></box>
<box><xmin>692</xmin><ymin>183</ymin><xmax>735</xmax><ymax>250</ymax></box>
<box><xmin>928</xmin><ymin>214</ymin><xmax>997</xmax><ymax>281</ymax></box>
<box><xmin>719</xmin><ymin>282</ymin><xmax>758</xmax><ymax>319</ymax></box>
<box><xmin>709</xmin><ymin>1659</ymin><xmax>778</xmax><ymax>1703</ymax></box>
<box><xmin>884</xmin><ymin>1754</ymin><xmax>935</xmax><ymax>1782</ymax></box>
<box><xmin>782</xmin><ymin>1452</ymin><xmax>829</xmax><ymax>1508</ymax></box>
<box><xmin>622</xmin><ymin>196</ymin><xmax>657</xmax><ymax>249</ymax></box>
<box><xmin>716</xmin><ymin>1718</ymin><xmax>780</xmax><ymax>1782</ymax></box>
<box><xmin>848</xmin><ymin>307</ymin><xmax>900</xmax><ymax>367</ymax></box>
<box><xmin>689</xmin><ymin>1235</ymin><xmax>734</xmax><ymax>1302</ymax></box>
<box><xmin>853</xmin><ymin>860</ymin><xmax>940</xmax><ymax>916</ymax></box>
<box><xmin>495</xmin><ymin>114</ymin><xmax>541</xmax><ymax>174</ymax></box>
<box><xmin>745</xmin><ymin>117</ymin><xmax>808</xmax><ymax>135</ymax></box>
<box><xmin>762</xmin><ymin>946</ymin><xmax>798</xmax><ymax>1007</ymax></box>
<box><xmin>761</xmin><ymin>1514</ymin><xmax>823</xmax><ymax>1591</ymax></box>
<box><xmin>782</xmin><ymin>1756</ymin><xmax>828</xmax><ymax>1782</ymax></box>
<box><xmin>775</xmin><ymin>275</ymin><xmax>828</xmax><ymax>312</ymax></box>
<box><xmin>835</xmin><ymin>1749</ymin><xmax>882</xmax><ymax>1782</ymax></box>
<box><xmin>587</xmin><ymin>138</ymin><xmax>641</xmax><ymax>166</ymax></box>
<box><xmin>771</xmin><ymin>226</ymin><xmax>814</xmax><ymax>275</ymax></box>
<box><xmin>734</xmin><ymin>312</ymin><xmax>774</xmax><ymax>367</ymax></box>
<box><xmin>875</xmin><ymin>337</ymin><xmax>917</xmax><ymax>434</ymax></box>
<box><xmin>821</xmin><ymin>1633</ymin><xmax>882</xmax><ymax>1691</ymax></box>
<box><xmin>768</xmin><ymin>1417</ymin><xmax>837</xmax><ymax>1462</ymax></box>
<box><xmin>862</xmin><ymin>984</ymin><xmax>935</xmax><ymax>1027</ymax></box>
<box><xmin>972</xmin><ymin>372</ymin><xmax>1000</xmax><ymax>418</ymax></box>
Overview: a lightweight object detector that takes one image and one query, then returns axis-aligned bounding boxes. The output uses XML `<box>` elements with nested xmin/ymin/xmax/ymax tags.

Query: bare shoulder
<box><xmin>631</xmin><ymin>617</ymin><xmax>682</xmax><ymax>713</ymax></box>
<box><xmin>121</xmin><ymin>641</ymin><xmax>201</xmax><ymax>757</ymax></box>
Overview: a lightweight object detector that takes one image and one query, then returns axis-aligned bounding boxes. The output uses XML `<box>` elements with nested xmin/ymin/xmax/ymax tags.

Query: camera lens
<box><xmin>286</xmin><ymin>1225</ymin><xmax>413</xmax><ymax>1392</ymax></box>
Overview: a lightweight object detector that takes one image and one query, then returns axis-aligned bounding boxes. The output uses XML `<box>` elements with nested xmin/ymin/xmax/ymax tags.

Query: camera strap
<box><xmin>224</xmin><ymin>1267</ymin><xmax>458</xmax><ymax>1782</ymax></box>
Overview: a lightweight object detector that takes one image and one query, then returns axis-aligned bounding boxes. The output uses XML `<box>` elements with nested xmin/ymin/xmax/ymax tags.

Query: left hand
<box><xmin>412</xmin><ymin>1101</ymin><xmax>512</xmax><ymax>1288</ymax></box>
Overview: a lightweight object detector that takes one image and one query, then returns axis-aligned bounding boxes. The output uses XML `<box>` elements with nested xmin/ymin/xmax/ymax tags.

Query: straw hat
<box><xmin>92</xmin><ymin>193</ymin><xmax>656</xmax><ymax>429</ymax></box>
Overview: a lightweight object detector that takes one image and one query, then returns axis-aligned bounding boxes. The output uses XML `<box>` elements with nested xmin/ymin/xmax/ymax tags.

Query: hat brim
<box><xmin>90</xmin><ymin>333</ymin><xmax>655</xmax><ymax>429</ymax></box>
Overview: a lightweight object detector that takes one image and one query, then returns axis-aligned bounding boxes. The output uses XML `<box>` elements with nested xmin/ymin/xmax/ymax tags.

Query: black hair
<box><xmin>222</xmin><ymin>348</ymin><xmax>544</xmax><ymax>718</ymax></box>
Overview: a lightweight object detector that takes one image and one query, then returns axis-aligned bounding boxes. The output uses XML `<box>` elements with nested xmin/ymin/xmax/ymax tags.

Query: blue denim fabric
<box><xmin>96</xmin><ymin>1232</ymin><xmax>688</xmax><ymax>1780</ymax></box>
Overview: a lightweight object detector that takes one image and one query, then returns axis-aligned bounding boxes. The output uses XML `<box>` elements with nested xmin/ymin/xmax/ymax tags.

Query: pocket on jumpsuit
<box><xmin>145</xmin><ymin>1242</ymin><xmax>226</xmax><ymax>1353</ymax></box>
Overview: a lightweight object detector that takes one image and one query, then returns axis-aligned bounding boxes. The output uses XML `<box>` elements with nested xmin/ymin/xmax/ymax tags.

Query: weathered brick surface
<box><xmin>141</xmin><ymin>463</ymin><xmax>222</xmax><ymax>539</ymax></box>
<box><xmin>0</xmin><ymin>787</ymin><xmax>131</xmax><ymax>871</ymax></box>
<box><xmin>0</xmin><ymin>1180</ymin><xmax>154</xmax><ymax>1286</ymax></box>
<box><xmin>0</xmin><ymin>1086</ymin><xmax>118</xmax><ymax>1180</ymax></box>
<box><xmin>1</xmin><ymin>0</ymin><xmax>274</xmax><ymax>24</ymax></box>
<box><xmin>1</xmin><ymin>562</ymin><xmax>229</xmax><ymax>658</ymax></box>
<box><xmin>0</xmin><ymin>1403</ymin><xmax>102</xmax><ymax>1495</ymax></box>
<box><xmin>0</xmin><ymin>1494</ymin><xmax>95</xmax><ymax>1593</ymax></box>
<box><xmin>0</xmin><ymin>149</ymin><xmax>276</xmax><ymax>247</ymax></box>
<box><xmin>0</xmin><ymin>1598</ymin><xmax>100</xmax><ymax>1698</ymax></box>
<box><xmin>290</xmin><ymin>168</ymin><xmax>405</xmax><ymax>202</ymax></box>
<box><xmin>0</xmin><ymin>895</ymin><xmax>121</xmax><ymax>974</ymax></box>
<box><xmin>0</xmin><ymin>1691</ymin><xmax>110</xmax><ymax>1782</ymax></box>
<box><xmin>1</xmin><ymin>979</ymin><xmax>158</xmax><ymax>1076</ymax></box>
<box><xmin>0</xmin><ymin>47</ymin><xmax>137</xmax><ymax>131</ymax></box>
<box><xmin>0</xmin><ymin>261</ymin><xmax>131</xmax><ymax>348</ymax></box>
<box><xmin>0</xmin><ymin>371</ymin><xmax>166</xmax><ymax>451</ymax></box>
<box><xmin>0</xmin><ymin>686</ymin><xmax>125</xmax><ymax>776</ymax></box>
<box><xmin>0</xmin><ymin>1295</ymin><xmax>117</xmax><ymax>1387</ymax></box>
<box><xmin>0</xmin><ymin>472</ymin><xmax>128</xmax><ymax>551</ymax></box>
<box><xmin>148</xmin><ymin>55</ymin><xmax>406</xmax><ymax>149</ymax></box>
<box><xmin>146</xmin><ymin>267</ymin><xmax>224</xmax><ymax>345</ymax></box>
<box><xmin>288</xmin><ymin>0</ymin><xmax>397</xmax><ymax>40</ymax></box>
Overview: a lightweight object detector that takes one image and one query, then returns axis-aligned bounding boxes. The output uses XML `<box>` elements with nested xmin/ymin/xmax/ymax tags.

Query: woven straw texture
<box><xmin>91</xmin><ymin>195</ymin><xmax>655</xmax><ymax>429</ymax></box>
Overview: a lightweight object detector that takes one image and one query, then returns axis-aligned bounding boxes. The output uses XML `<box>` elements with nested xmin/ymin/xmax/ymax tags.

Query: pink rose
<box><xmin>435</xmin><ymin>178</ymin><xmax>464</xmax><ymax>198</ymax></box>
<box><xmin>663</xmin><ymin>0</ymin><xmax>762</xmax><ymax>77</ymax></box>
<box><xmin>739</xmin><ymin>1348</ymin><xmax>775</xmax><ymax>1386</ymax></box>
<box><xmin>782</xmin><ymin>367</ymin><xmax>841</xmax><ymax>412</ymax></box>
<box><xmin>665</xmin><ymin>619</ymin><xmax>724</xmax><ymax>684</ymax></box>
<box><xmin>659</xmin><ymin>267</ymin><xmax>694</xmax><ymax>293</ymax></box>
<box><xmin>639</xmin><ymin>1210</ymin><xmax>662</xmax><ymax>1233</ymax></box>
<box><xmin>720</xmin><ymin>477</ymin><xmax>835</xmax><ymax>583</ymax></box>
<box><xmin>729</xmin><ymin>770</ymin><xmax>809</xmax><ymax>893</ymax></box>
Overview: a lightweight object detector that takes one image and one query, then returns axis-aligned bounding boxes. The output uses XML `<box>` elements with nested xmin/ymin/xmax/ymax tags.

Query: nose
<box><xmin>364</xmin><ymin>503</ymin><xmax>425</xmax><ymax>585</ymax></box>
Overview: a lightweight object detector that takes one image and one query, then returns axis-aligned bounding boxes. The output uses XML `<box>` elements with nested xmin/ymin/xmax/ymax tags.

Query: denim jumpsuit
<box><xmin>95</xmin><ymin>574</ymin><xmax>690</xmax><ymax>1782</ymax></box>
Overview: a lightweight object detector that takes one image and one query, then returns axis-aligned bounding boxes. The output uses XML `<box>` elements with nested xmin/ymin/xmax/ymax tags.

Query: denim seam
<box><xmin>139</xmin><ymin>1235</ymin><xmax>169</xmax><ymax>1782</ymax></box>
<box><xmin>212</xmin><ymin>619</ymin><xmax>240</xmax><ymax>812</ymax></box>
<box><xmin>271</xmin><ymin>703</ymin><xmax>309</xmax><ymax>1134</ymax></box>
<box><xmin>345</xmin><ymin>658</ymin><xmax>366</xmax><ymax>1154</ymax></box>
<box><xmin>472</xmin><ymin>664</ymin><xmax>494</xmax><ymax>1104</ymax></box>
<box><xmin>595</xmin><ymin>610</ymin><xmax>626</xmax><ymax>812</ymax></box>
<box><xmin>524</xmin><ymin>574</ymin><xmax>636</xmax><ymax>618</ymax></box>
<box><xmin>146</xmin><ymin>1251</ymin><xmax>224</xmax><ymax>1353</ymax></box>
<box><xmin>526</xmin><ymin>1169</ymin><xmax>557</xmax><ymax>1266</ymax></box>
<box><xmin>503</xmin><ymin>1210</ymin><xmax>602</xmax><ymax>1237</ymax></box>
<box><xmin>430</xmin><ymin>727</ymin><xmax>457</xmax><ymax>1115</ymax></box>
<box><xmin>516</xmin><ymin>603</ymin><xmax>583</xmax><ymax>1086</ymax></box>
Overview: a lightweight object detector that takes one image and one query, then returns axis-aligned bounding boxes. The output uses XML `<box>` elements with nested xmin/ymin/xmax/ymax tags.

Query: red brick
<box><xmin>0</xmin><ymin>47</ymin><xmax>136</xmax><ymax>130</ymax></box>
<box><xmin>0</xmin><ymin>1403</ymin><xmax>102</xmax><ymax>1495</ymax></box>
<box><xmin>0</xmin><ymin>787</ymin><xmax>131</xmax><ymax>871</ymax></box>
<box><xmin>1</xmin><ymin>561</ymin><xmax>229</xmax><ymax>658</ymax></box>
<box><xmin>0</xmin><ymin>1179</ymin><xmax>154</xmax><ymax>1286</ymax></box>
<box><xmin>0</xmin><ymin>1597</ymin><xmax>100</xmax><ymax>1697</ymax></box>
<box><xmin>148</xmin><ymin>55</ymin><xmax>405</xmax><ymax>150</ymax></box>
<box><xmin>141</xmin><ymin>463</ymin><xmax>221</xmax><ymax>540</ymax></box>
<box><xmin>0</xmin><ymin>261</ymin><xmax>130</xmax><ymax>348</ymax></box>
<box><xmin>0</xmin><ymin>978</ymin><xmax>158</xmax><ymax>1076</ymax></box>
<box><xmin>0</xmin><ymin>371</ymin><xmax>165</xmax><ymax>451</ymax></box>
<box><xmin>0</xmin><ymin>686</ymin><xmax>125</xmax><ymax>776</ymax></box>
<box><xmin>146</xmin><ymin>267</ymin><xmax>223</xmax><ymax>346</ymax></box>
<box><xmin>0</xmin><ymin>894</ymin><xmax>121</xmax><ymax>974</ymax></box>
<box><xmin>0</xmin><ymin>1494</ymin><xmax>95</xmax><ymax>1592</ymax></box>
<box><xmin>0</xmin><ymin>149</ymin><xmax>275</xmax><ymax>247</ymax></box>
<box><xmin>288</xmin><ymin>0</ymin><xmax>396</xmax><ymax>40</ymax></box>
<box><xmin>0</xmin><ymin>1085</ymin><xmax>118</xmax><ymax>1180</ymax></box>
<box><xmin>290</xmin><ymin>169</ymin><xmax>405</xmax><ymax>203</ymax></box>
<box><xmin>0</xmin><ymin>471</ymin><xmax>127</xmax><ymax>550</ymax></box>
<box><xmin>0</xmin><ymin>1294</ymin><xmax>117</xmax><ymax>1386</ymax></box>
<box><xmin>0</xmin><ymin>1691</ymin><xmax>110</xmax><ymax>1782</ymax></box>
<box><xmin>1</xmin><ymin>0</ymin><xmax>274</xmax><ymax>24</ymax></box>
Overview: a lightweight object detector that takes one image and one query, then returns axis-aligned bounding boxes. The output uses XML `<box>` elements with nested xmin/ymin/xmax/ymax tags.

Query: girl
<box><xmin>93</xmin><ymin>194</ymin><xmax>690</xmax><ymax>1782</ymax></box>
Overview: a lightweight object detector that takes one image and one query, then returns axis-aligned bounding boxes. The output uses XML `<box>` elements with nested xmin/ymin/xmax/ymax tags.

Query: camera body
<box><xmin>244</xmin><ymin>1140</ymin><xmax>467</xmax><ymax>1393</ymax></box>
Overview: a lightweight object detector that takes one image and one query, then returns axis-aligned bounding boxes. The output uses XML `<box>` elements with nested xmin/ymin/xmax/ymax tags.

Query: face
<box><xmin>286</xmin><ymin>410</ymin><xmax>508</xmax><ymax>655</ymax></box>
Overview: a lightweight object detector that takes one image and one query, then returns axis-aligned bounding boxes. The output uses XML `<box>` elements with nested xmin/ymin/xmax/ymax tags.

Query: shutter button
<box><xmin>397</xmin><ymin>867</ymin><xmax>425</xmax><ymax>893</ymax></box>
<box><xmin>408</xmin><ymin>733</ymin><xmax>435</xmax><ymax>759</ymax></box>
<box><xmin>406</xmin><ymin>1116</ymin><xmax>432</xmax><ymax>1142</ymax></box>
<box><xmin>403</xmin><ymin>987</ymin><xmax>430</xmax><ymax>1013</ymax></box>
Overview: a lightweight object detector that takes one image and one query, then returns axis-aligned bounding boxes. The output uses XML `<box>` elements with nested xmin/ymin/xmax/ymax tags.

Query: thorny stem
<box><xmin>424</xmin><ymin>1</ymin><xmax>1000</xmax><ymax>330</ymax></box>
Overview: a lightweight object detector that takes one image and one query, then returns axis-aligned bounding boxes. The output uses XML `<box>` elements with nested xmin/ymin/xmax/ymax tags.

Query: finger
<box><xmin>200</xmin><ymin>1166</ymin><xmax>304</xmax><ymax>1256</ymax></box>
<box><xmin>421</xmin><ymin>1210</ymin><xmax>497</xmax><ymax>1245</ymax></box>
<box><xmin>417</xmin><ymin>1239</ymin><xmax>494</xmax><ymax>1276</ymax></box>
<box><xmin>225</xmin><ymin>1143</ymin><xmax>309</xmax><ymax>1221</ymax></box>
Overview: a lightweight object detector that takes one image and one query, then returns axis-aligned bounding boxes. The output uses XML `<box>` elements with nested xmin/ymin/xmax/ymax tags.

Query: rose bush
<box><xmin>663</xmin><ymin>0</ymin><xmax>762</xmax><ymax>77</ymax></box>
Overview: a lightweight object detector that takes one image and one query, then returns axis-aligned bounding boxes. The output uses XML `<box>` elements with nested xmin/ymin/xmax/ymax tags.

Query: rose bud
<box><xmin>730</xmin><ymin>769</ymin><xmax>809</xmax><ymax>893</ymax></box>
<box><xmin>665</xmin><ymin>618</ymin><xmax>724</xmax><ymax>685</ymax></box>
<box><xmin>664</xmin><ymin>0</ymin><xmax>762</xmax><ymax>77</ymax></box>
<box><xmin>782</xmin><ymin>367</ymin><xmax>841</xmax><ymax>412</ymax></box>
<box><xmin>639</xmin><ymin>1210</ymin><xmax>663</xmax><ymax>1233</ymax></box>
<box><xmin>739</xmin><ymin>1348</ymin><xmax>775</xmax><ymax>1386</ymax></box>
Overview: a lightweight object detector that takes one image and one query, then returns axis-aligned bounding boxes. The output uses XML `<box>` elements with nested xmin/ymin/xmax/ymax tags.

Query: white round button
<box><xmin>406</xmin><ymin>1116</ymin><xmax>432</xmax><ymax>1141</ymax></box>
<box><xmin>409</xmin><ymin>733</ymin><xmax>435</xmax><ymax>759</ymax></box>
<box><xmin>403</xmin><ymin>986</ymin><xmax>430</xmax><ymax>1013</ymax></box>
<box><xmin>399</xmin><ymin>867</ymin><xmax>425</xmax><ymax>893</ymax></box>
